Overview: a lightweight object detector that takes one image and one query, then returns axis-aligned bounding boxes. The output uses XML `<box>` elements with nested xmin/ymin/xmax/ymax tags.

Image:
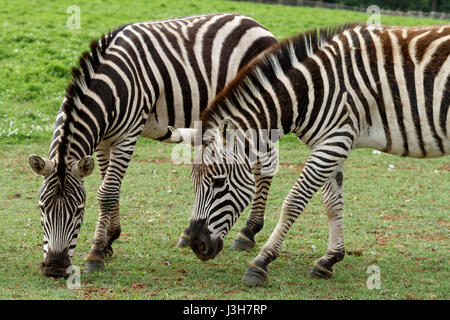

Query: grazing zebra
<box><xmin>171</xmin><ymin>23</ymin><xmax>450</xmax><ymax>286</ymax></box>
<box><xmin>28</xmin><ymin>13</ymin><xmax>277</xmax><ymax>278</ymax></box>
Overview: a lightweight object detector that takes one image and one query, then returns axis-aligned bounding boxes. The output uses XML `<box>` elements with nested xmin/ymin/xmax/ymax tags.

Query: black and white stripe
<box><xmin>29</xmin><ymin>13</ymin><xmax>277</xmax><ymax>276</ymax></box>
<box><xmin>180</xmin><ymin>23</ymin><xmax>449</xmax><ymax>284</ymax></box>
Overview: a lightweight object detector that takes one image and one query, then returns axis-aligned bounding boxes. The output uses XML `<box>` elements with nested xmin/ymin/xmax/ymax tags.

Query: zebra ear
<box><xmin>72</xmin><ymin>156</ymin><xmax>95</xmax><ymax>179</ymax></box>
<box><xmin>168</xmin><ymin>126</ymin><xmax>197</xmax><ymax>145</ymax></box>
<box><xmin>219</xmin><ymin>119</ymin><xmax>236</xmax><ymax>143</ymax></box>
<box><xmin>29</xmin><ymin>155</ymin><xmax>55</xmax><ymax>176</ymax></box>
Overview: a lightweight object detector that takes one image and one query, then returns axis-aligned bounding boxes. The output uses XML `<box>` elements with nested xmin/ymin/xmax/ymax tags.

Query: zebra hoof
<box><xmin>84</xmin><ymin>260</ymin><xmax>105</xmax><ymax>274</ymax></box>
<box><xmin>231</xmin><ymin>237</ymin><xmax>254</xmax><ymax>251</ymax></box>
<box><xmin>242</xmin><ymin>266</ymin><xmax>267</xmax><ymax>287</ymax></box>
<box><xmin>309</xmin><ymin>261</ymin><xmax>333</xmax><ymax>279</ymax></box>
<box><xmin>176</xmin><ymin>237</ymin><xmax>190</xmax><ymax>248</ymax></box>
<box><xmin>176</xmin><ymin>232</ymin><xmax>190</xmax><ymax>248</ymax></box>
<box><xmin>231</xmin><ymin>232</ymin><xmax>255</xmax><ymax>251</ymax></box>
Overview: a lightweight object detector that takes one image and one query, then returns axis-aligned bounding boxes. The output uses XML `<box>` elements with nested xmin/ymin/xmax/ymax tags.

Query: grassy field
<box><xmin>0</xmin><ymin>0</ymin><xmax>449</xmax><ymax>300</ymax></box>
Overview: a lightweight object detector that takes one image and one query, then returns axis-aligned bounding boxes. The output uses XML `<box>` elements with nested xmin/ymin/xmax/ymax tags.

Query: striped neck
<box><xmin>199</xmin><ymin>41</ymin><xmax>315</xmax><ymax>140</ymax></box>
<box><xmin>47</xmin><ymin>26</ymin><xmax>129</xmax><ymax>180</ymax></box>
<box><xmin>48</xmin><ymin>92</ymin><xmax>108</xmax><ymax>171</ymax></box>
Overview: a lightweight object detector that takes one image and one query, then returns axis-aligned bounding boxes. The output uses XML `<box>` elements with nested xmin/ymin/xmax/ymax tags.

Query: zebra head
<box><xmin>29</xmin><ymin>154</ymin><xmax>94</xmax><ymax>277</ymax></box>
<box><xmin>190</xmin><ymin>121</ymin><xmax>256</xmax><ymax>261</ymax></box>
<box><xmin>172</xmin><ymin>120</ymin><xmax>280</xmax><ymax>261</ymax></box>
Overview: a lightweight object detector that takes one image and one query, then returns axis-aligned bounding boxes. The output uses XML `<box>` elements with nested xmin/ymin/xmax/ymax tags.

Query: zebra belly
<box><xmin>354</xmin><ymin>126</ymin><xmax>388</xmax><ymax>152</ymax></box>
<box><xmin>140</xmin><ymin>113</ymin><xmax>169</xmax><ymax>140</ymax></box>
<box><xmin>355</xmin><ymin>126</ymin><xmax>449</xmax><ymax>158</ymax></box>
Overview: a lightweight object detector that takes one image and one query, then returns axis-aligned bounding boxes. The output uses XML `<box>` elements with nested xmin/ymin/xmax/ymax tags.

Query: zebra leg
<box><xmin>92</xmin><ymin>145</ymin><xmax>121</xmax><ymax>258</ymax></box>
<box><xmin>242</xmin><ymin>153</ymin><xmax>346</xmax><ymax>286</ymax></box>
<box><xmin>231</xmin><ymin>173</ymin><xmax>273</xmax><ymax>251</ymax></box>
<box><xmin>176</xmin><ymin>226</ymin><xmax>191</xmax><ymax>248</ymax></box>
<box><xmin>85</xmin><ymin>139</ymin><xmax>136</xmax><ymax>273</ymax></box>
<box><xmin>310</xmin><ymin>165</ymin><xmax>345</xmax><ymax>279</ymax></box>
<box><xmin>104</xmin><ymin>201</ymin><xmax>121</xmax><ymax>257</ymax></box>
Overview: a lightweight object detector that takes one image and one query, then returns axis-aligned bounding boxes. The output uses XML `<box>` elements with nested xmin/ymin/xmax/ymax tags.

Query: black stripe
<box><xmin>362</xmin><ymin>28</ymin><xmax>392</xmax><ymax>153</ymax></box>
<box><xmin>399</xmin><ymin>33</ymin><xmax>426</xmax><ymax>156</ymax></box>
<box><xmin>238</xmin><ymin>36</ymin><xmax>277</xmax><ymax>71</ymax></box>
<box><xmin>440</xmin><ymin>76</ymin><xmax>449</xmax><ymax>137</ymax></box>
<box><xmin>384</xmin><ymin>32</ymin><xmax>409</xmax><ymax>156</ymax></box>
<box><xmin>203</xmin><ymin>15</ymin><xmax>235</xmax><ymax>84</ymax></box>
<box><xmin>424</xmin><ymin>48</ymin><xmax>445</xmax><ymax>154</ymax></box>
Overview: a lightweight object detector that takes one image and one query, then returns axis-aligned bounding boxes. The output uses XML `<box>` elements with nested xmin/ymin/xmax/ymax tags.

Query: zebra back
<box><xmin>49</xmin><ymin>13</ymin><xmax>277</xmax><ymax>172</ymax></box>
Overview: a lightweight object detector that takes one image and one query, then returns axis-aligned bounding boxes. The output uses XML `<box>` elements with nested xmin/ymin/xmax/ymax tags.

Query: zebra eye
<box><xmin>74</xmin><ymin>207</ymin><xmax>84</xmax><ymax>217</ymax></box>
<box><xmin>212</xmin><ymin>176</ymin><xmax>226</xmax><ymax>188</ymax></box>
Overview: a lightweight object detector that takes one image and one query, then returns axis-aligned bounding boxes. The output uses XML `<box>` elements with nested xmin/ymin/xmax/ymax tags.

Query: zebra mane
<box><xmin>200</xmin><ymin>22</ymin><xmax>362</xmax><ymax>131</ymax></box>
<box><xmin>62</xmin><ymin>23</ymin><xmax>130</xmax><ymax>115</ymax></box>
<box><xmin>55</xmin><ymin>24</ymin><xmax>129</xmax><ymax>185</ymax></box>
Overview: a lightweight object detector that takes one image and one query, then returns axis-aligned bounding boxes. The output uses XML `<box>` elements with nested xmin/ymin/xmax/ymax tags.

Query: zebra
<box><xmin>28</xmin><ymin>13</ymin><xmax>277</xmax><ymax>278</ymax></box>
<box><xmin>170</xmin><ymin>23</ymin><xmax>450</xmax><ymax>286</ymax></box>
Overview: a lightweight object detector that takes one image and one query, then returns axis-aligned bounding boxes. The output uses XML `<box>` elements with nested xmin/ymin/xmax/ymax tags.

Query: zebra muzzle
<box><xmin>191</xmin><ymin>238</ymin><xmax>223</xmax><ymax>261</ymax></box>
<box><xmin>41</xmin><ymin>249</ymin><xmax>71</xmax><ymax>278</ymax></box>
<box><xmin>189</xmin><ymin>221</ymin><xmax>224</xmax><ymax>261</ymax></box>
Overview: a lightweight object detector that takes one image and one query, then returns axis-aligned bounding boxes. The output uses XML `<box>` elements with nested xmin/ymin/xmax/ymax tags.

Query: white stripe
<box><xmin>433</xmin><ymin>54</ymin><xmax>450</xmax><ymax>143</ymax></box>
<box><xmin>369</xmin><ymin>28</ymin><xmax>403</xmax><ymax>154</ymax></box>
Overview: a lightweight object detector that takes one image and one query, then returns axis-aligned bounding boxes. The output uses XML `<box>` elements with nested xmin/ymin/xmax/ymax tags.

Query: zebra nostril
<box><xmin>189</xmin><ymin>220</ymin><xmax>214</xmax><ymax>258</ymax></box>
<box><xmin>194</xmin><ymin>239</ymin><xmax>206</xmax><ymax>253</ymax></box>
<box><xmin>199</xmin><ymin>241</ymin><xmax>208</xmax><ymax>255</ymax></box>
<box><xmin>190</xmin><ymin>237</ymin><xmax>210</xmax><ymax>257</ymax></box>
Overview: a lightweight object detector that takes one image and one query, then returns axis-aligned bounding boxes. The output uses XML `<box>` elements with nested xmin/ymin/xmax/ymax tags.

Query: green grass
<box><xmin>0</xmin><ymin>0</ymin><xmax>448</xmax><ymax>142</ymax></box>
<box><xmin>0</xmin><ymin>138</ymin><xmax>449</xmax><ymax>299</ymax></box>
<box><xmin>0</xmin><ymin>0</ymin><xmax>449</xmax><ymax>300</ymax></box>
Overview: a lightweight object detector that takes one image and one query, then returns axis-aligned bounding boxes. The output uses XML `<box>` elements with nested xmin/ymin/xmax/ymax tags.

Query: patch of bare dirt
<box><xmin>133</xmin><ymin>157</ymin><xmax>171</xmax><ymax>164</ymax></box>
<box><xmin>280</xmin><ymin>162</ymin><xmax>305</xmax><ymax>170</ymax></box>
<box><xmin>131</xmin><ymin>282</ymin><xmax>147</xmax><ymax>290</ymax></box>
<box><xmin>381</xmin><ymin>215</ymin><xmax>404</xmax><ymax>221</ymax></box>
<box><xmin>83</xmin><ymin>286</ymin><xmax>109</xmax><ymax>300</ymax></box>
<box><xmin>408</xmin><ymin>233</ymin><xmax>447</xmax><ymax>241</ymax></box>
<box><xmin>371</xmin><ymin>229</ymin><xmax>390</xmax><ymax>246</ymax></box>
<box><xmin>437</xmin><ymin>220</ymin><xmax>450</xmax><ymax>227</ymax></box>
<box><xmin>347</xmin><ymin>248</ymin><xmax>364</xmax><ymax>256</ymax></box>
